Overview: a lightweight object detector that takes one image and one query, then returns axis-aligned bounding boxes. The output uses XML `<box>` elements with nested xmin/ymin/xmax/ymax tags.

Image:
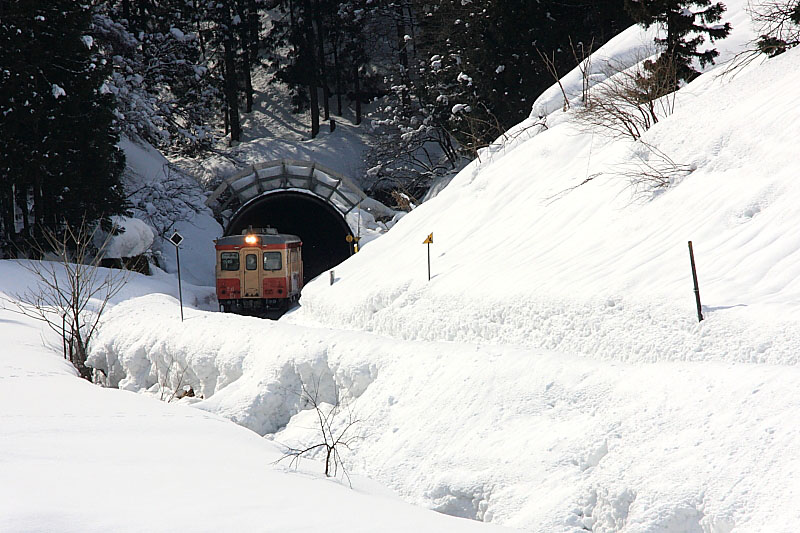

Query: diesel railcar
<box><xmin>215</xmin><ymin>227</ymin><xmax>303</xmax><ymax>314</ymax></box>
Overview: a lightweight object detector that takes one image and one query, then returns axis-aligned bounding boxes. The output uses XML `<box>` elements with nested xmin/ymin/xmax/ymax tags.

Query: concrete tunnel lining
<box><xmin>224</xmin><ymin>190</ymin><xmax>354</xmax><ymax>284</ymax></box>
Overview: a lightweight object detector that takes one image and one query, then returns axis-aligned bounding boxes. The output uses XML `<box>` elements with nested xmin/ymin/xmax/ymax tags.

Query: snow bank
<box><xmin>97</xmin><ymin>215</ymin><xmax>155</xmax><ymax>258</ymax></box>
<box><xmin>91</xmin><ymin>296</ymin><xmax>800</xmax><ymax>531</ymax></box>
<box><xmin>0</xmin><ymin>263</ymin><xmax>510</xmax><ymax>533</ymax></box>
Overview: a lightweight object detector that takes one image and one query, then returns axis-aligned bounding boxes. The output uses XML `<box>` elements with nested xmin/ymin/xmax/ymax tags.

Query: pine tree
<box><xmin>92</xmin><ymin>0</ymin><xmax>222</xmax><ymax>153</ymax></box>
<box><xmin>266</xmin><ymin>0</ymin><xmax>323</xmax><ymax>138</ymax></box>
<box><xmin>752</xmin><ymin>0</ymin><xmax>800</xmax><ymax>56</ymax></box>
<box><xmin>402</xmin><ymin>0</ymin><xmax>630</xmax><ymax>151</ymax></box>
<box><xmin>0</xmin><ymin>0</ymin><xmax>127</xmax><ymax>252</ymax></box>
<box><xmin>625</xmin><ymin>0</ymin><xmax>732</xmax><ymax>91</ymax></box>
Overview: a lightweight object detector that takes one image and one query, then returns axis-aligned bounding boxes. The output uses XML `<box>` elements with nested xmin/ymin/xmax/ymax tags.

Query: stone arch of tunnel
<box><xmin>225</xmin><ymin>191</ymin><xmax>354</xmax><ymax>285</ymax></box>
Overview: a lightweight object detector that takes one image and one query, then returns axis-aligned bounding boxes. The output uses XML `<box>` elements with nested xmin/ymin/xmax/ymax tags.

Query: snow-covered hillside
<box><xmin>289</xmin><ymin>5</ymin><xmax>800</xmax><ymax>366</ymax></box>
<box><xmin>6</xmin><ymin>1</ymin><xmax>800</xmax><ymax>531</ymax></box>
<box><xmin>175</xmin><ymin>71</ymin><xmax>375</xmax><ymax>189</ymax></box>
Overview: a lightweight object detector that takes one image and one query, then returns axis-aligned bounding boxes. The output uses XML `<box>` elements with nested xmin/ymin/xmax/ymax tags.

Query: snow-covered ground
<box><xmin>0</xmin><ymin>262</ymin><xmax>511</xmax><ymax>532</ymax></box>
<box><xmin>6</xmin><ymin>1</ymin><xmax>800</xmax><ymax>530</ymax></box>
<box><xmin>176</xmin><ymin>70</ymin><xmax>375</xmax><ymax>189</ymax></box>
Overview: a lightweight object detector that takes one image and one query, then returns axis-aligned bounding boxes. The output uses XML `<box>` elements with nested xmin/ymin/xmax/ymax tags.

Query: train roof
<box><xmin>215</xmin><ymin>227</ymin><xmax>302</xmax><ymax>246</ymax></box>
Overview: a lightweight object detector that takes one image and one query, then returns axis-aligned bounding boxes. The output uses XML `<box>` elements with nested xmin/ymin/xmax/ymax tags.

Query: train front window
<box><xmin>220</xmin><ymin>252</ymin><xmax>239</xmax><ymax>271</ymax></box>
<box><xmin>245</xmin><ymin>253</ymin><xmax>258</xmax><ymax>270</ymax></box>
<box><xmin>263</xmin><ymin>251</ymin><xmax>282</xmax><ymax>271</ymax></box>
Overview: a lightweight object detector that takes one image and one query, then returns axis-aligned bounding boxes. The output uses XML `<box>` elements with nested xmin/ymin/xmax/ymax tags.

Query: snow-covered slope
<box><xmin>11</xmin><ymin>1</ymin><xmax>800</xmax><ymax>530</ymax></box>
<box><xmin>0</xmin><ymin>262</ymin><xmax>511</xmax><ymax>533</ymax></box>
<box><xmin>175</xmin><ymin>72</ymin><xmax>375</xmax><ymax>189</ymax></box>
<box><xmin>288</xmin><ymin>33</ymin><xmax>800</xmax><ymax>367</ymax></box>
<box><xmin>90</xmin><ymin>32</ymin><xmax>800</xmax><ymax>533</ymax></box>
<box><xmin>91</xmin><ymin>292</ymin><xmax>800</xmax><ymax>531</ymax></box>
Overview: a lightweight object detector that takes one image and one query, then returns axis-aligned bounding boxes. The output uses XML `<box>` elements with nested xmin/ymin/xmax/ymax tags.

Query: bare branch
<box><xmin>0</xmin><ymin>217</ymin><xmax>130</xmax><ymax>380</ymax></box>
<box><xmin>273</xmin><ymin>374</ymin><xmax>363</xmax><ymax>486</ymax></box>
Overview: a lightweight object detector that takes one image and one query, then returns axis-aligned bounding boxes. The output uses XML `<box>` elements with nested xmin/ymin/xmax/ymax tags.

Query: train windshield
<box><xmin>245</xmin><ymin>254</ymin><xmax>258</xmax><ymax>270</ymax></box>
<box><xmin>220</xmin><ymin>252</ymin><xmax>239</xmax><ymax>271</ymax></box>
<box><xmin>263</xmin><ymin>251</ymin><xmax>282</xmax><ymax>271</ymax></box>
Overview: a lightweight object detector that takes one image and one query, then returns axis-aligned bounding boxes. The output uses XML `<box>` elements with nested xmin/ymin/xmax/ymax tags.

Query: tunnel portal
<box><xmin>207</xmin><ymin>160</ymin><xmax>367</xmax><ymax>285</ymax></box>
<box><xmin>225</xmin><ymin>191</ymin><xmax>354</xmax><ymax>284</ymax></box>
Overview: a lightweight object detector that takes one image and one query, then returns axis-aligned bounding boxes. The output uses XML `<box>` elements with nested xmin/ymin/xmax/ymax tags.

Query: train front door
<box><xmin>242</xmin><ymin>249</ymin><xmax>260</xmax><ymax>297</ymax></box>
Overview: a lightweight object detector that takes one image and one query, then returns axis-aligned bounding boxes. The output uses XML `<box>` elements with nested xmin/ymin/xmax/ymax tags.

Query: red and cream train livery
<box><xmin>214</xmin><ymin>227</ymin><xmax>303</xmax><ymax>314</ymax></box>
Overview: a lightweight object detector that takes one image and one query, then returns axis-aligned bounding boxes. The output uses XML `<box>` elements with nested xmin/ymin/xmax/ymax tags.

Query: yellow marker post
<box><xmin>423</xmin><ymin>233</ymin><xmax>433</xmax><ymax>280</ymax></box>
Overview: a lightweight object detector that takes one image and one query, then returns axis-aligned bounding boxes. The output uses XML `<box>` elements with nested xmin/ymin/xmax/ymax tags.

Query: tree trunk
<box><xmin>312</xmin><ymin>0</ymin><xmax>330</xmax><ymax>120</ymax></box>
<box><xmin>325</xmin><ymin>446</ymin><xmax>332</xmax><ymax>476</ymax></box>
<box><xmin>1</xmin><ymin>181</ymin><xmax>15</xmax><ymax>249</ymax></box>
<box><xmin>237</xmin><ymin>0</ymin><xmax>254</xmax><ymax>113</ymax></box>
<box><xmin>354</xmin><ymin>64</ymin><xmax>361</xmax><ymax>125</ymax></box>
<box><xmin>309</xmin><ymin>85</ymin><xmax>320</xmax><ymax>138</ymax></box>
<box><xmin>194</xmin><ymin>0</ymin><xmax>206</xmax><ymax>59</ymax></box>
<box><xmin>32</xmin><ymin>176</ymin><xmax>43</xmax><ymax>243</ymax></box>
<box><xmin>247</xmin><ymin>0</ymin><xmax>259</xmax><ymax>53</ymax></box>
<box><xmin>223</xmin><ymin>32</ymin><xmax>241</xmax><ymax>142</ymax></box>
<box><xmin>395</xmin><ymin>2</ymin><xmax>410</xmax><ymax>108</ymax></box>
<box><xmin>406</xmin><ymin>1</ymin><xmax>417</xmax><ymax>60</ymax></box>
<box><xmin>241</xmin><ymin>37</ymin><xmax>254</xmax><ymax>113</ymax></box>
<box><xmin>333</xmin><ymin>44</ymin><xmax>342</xmax><ymax>116</ymax></box>
<box><xmin>16</xmin><ymin>184</ymin><xmax>29</xmax><ymax>238</ymax></box>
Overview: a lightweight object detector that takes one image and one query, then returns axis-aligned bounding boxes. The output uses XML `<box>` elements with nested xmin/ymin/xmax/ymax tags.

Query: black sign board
<box><xmin>169</xmin><ymin>231</ymin><xmax>184</xmax><ymax>247</ymax></box>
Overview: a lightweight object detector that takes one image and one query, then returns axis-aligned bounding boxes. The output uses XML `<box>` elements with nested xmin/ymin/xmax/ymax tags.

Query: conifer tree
<box><xmin>93</xmin><ymin>0</ymin><xmax>219</xmax><ymax>153</ymax></box>
<box><xmin>625</xmin><ymin>0</ymin><xmax>732</xmax><ymax>92</ymax></box>
<box><xmin>0</xmin><ymin>0</ymin><xmax>126</xmax><ymax>252</ymax></box>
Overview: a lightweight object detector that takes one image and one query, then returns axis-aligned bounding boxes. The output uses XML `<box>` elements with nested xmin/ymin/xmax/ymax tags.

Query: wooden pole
<box><xmin>427</xmin><ymin>242</ymin><xmax>431</xmax><ymax>281</ymax></box>
<box><xmin>688</xmin><ymin>241</ymin><xmax>703</xmax><ymax>322</ymax></box>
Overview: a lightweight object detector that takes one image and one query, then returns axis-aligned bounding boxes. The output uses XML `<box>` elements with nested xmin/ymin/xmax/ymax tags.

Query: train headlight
<box><xmin>245</xmin><ymin>234</ymin><xmax>258</xmax><ymax>245</ymax></box>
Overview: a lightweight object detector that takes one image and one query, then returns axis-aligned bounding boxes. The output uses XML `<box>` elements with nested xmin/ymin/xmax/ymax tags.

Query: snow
<box><xmin>0</xmin><ymin>262</ymin><xmax>509</xmax><ymax>533</ymax></box>
<box><xmin>120</xmin><ymin>136</ymin><xmax>222</xmax><ymax>286</ymax></box>
<box><xmin>7</xmin><ymin>1</ymin><xmax>800</xmax><ymax>531</ymax></box>
<box><xmin>174</xmin><ymin>68</ymin><xmax>376</xmax><ymax>192</ymax></box>
<box><xmin>97</xmin><ymin>215</ymin><xmax>154</xmax><ymax>258</ymax></box>
<box><xmin>531</xmin><ymin>0</ymin><xmax>754</xmax><ymax>119</ymax></box>
<box><xmin>88</xmin><ymin>38</ymin><xmax>800</xmax><ymax>531</ymax></box>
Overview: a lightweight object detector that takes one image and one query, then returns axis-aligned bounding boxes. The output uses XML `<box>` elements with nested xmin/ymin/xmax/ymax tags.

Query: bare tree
<box><xmin>570</xmin><ymin>37</ymin><xmax>595</xmax><ymax>106</ymax></box>
<box><xmin>536</xmin><ymin>47</ymin><xmax>571</xmax><ymax>112</ymax></box>
<box><xmin>1</xmin><ymin>219</ymin><xmax>129</xmax><ymax>380</ymax></box>
<box><xmin>452</xmin><ymin>102</ymin><xmax>509</xmax><ymax>161</ymax></box>
<box><xmin>751</xmin><ymin>0</ymin><xmax>800</xmax><ymax>55</ymax></box>
<box><xmin>547</xmin><ymin>141</ymin><xmax>694</xmax><ymax>203</ymax></box>
<box><xmin>126</xmin><ymin>163</ymin><xmax>207</xmax><ymax>240</ymax></box>
<box><xmin>277</xmin><ymin>376</ymin><xmax>362</xmax><ymax>484</ymax></box>
<box><xmin>620</xmin><ymin>141</ymin><xmax>696</xmax><ymax>197</ymax></box>
<box><xmin>152</xmin><ymin>353</ymin><xmax>191</xmax><ymax>402</ymax></box>
<box><xmin>574</xmin><ymin>56</ymin><xmax>678</xmax><ymax>141</ymax></box>
<box><xmin>364</xmin><ymin>124</ymin><xmax>464</xmax><ymax>206</ymax></box>
<box><xmin>724</xmin><ymin>1</ymin><xmax>800</xmax><ymax>75</ymax></box>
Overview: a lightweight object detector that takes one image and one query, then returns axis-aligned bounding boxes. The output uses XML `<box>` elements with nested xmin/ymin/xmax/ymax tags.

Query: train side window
<box><xmin>245</xmin><ymin>253</ymin><xmax>258</xmax><ymax>270</ymax></box>
<box><xmin>220</xmin><ymin>252</ymin><xmax>240</xmax><ymax>271</ymax></box>
<box><xmin>263</xmin><ymin>251</ymin><xmax>282</xmax><ymax>271</ymax></box>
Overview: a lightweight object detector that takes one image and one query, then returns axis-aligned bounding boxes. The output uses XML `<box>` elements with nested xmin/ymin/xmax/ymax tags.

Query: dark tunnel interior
<box><xmin>225</xmin><ymin>191</ymin><xmax>354</xmax><ymax>285</ymax></box>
